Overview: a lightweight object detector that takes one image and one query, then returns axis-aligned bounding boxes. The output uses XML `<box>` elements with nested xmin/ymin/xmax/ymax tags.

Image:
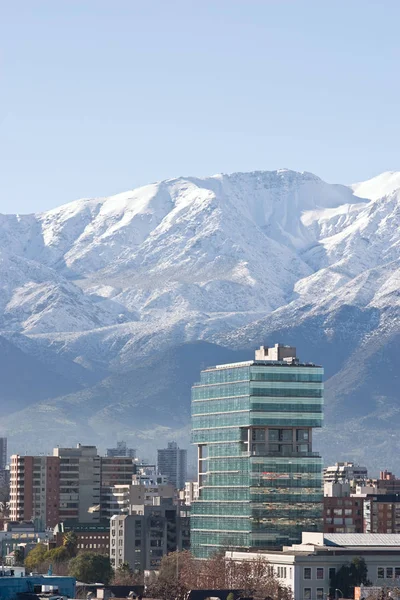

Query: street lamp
<box><xmin>335</xmin><ymin>589</ymin><xmax>344</xmax><ymax>599</ymax></box>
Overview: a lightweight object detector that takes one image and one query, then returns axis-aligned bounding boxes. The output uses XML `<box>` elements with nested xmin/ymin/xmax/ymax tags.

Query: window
<box><xmin>316</xmin><ymin>568</ymin><xmax>324</xmax><ymax>580</ymax></box>
<box><xmin>297</xmin><ymin>444</ymin><xmax>309</xmax><ymax>453</ymax></box>
<box><xmin>378</xmin><ymin>567</ymin><xmax>384</xmax><ymax>579</ymax></box>
<box><xmin>304</xmin><ymin>567</ymin><xmax>312</xmax><ymax>580</ymax></box>
<box><xmin>329</xmin><ymin>568</ymin><xmax>336</xmax><ymax>580</ymax></box>
<box><xmin>304</xmin><ymin>589</ymin><xmax>311</xmax><ymax>600</ymax></box>
<box><xmin>395</xmin><ymin>567</ymin><xmax>400</xmax><ymax>579</ymax></box>
<box><xmin>387</xmin><ymin>567</ymin><xmax>393</xmax><ymax>579</ymax></box>
<box><xmin>297</xmin><ymin>429</ymin><xmax>309</xmax><ymax>441</ymax></box>
<box><xmin>277</xmin><ymin>566</ymin><xmax>287</xmax><ymax>578</ymax></box>
<box><xmin>317</xmin><ymin>588</ymin><xmax>324</xmax><ymax>600</ymax></box>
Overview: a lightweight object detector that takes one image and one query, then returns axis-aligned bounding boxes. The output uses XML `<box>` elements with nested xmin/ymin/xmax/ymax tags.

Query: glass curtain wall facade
<box><xmin>190</xmin><ymin>355</ymin><xmax>323</xmax><ymax>559</ymax></box>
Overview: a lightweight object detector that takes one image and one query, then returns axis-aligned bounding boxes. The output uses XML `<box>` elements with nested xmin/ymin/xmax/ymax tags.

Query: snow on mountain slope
<box><xmin>0</xmin><ymin>168</ymin><xmax>399</xmax><ymax>464</ymax></box>
<box><xmin>0</xmin><ymin>168</ymin><xmax>397</xmax><ymax>348</ymax></box>
<box><xmin>351</xmin><ymin>171</ymin><xmax>400</xmax><ymax>201</ymax></box>
<box><xmin>0</xmin><ymin>170</ymin><xmax>359</xmax><ymax>338</ymax></box>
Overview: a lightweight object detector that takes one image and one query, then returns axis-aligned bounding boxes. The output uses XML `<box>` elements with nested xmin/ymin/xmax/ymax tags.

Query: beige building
<box><xmin>53</xmin><ymin>444</ymin><xmax>101</xmax><ymax>523</ymax></box>
<box><xmin>229</xmin><ymin>532</ymin><xmax>400</xmax><ymax>600</ymax></box>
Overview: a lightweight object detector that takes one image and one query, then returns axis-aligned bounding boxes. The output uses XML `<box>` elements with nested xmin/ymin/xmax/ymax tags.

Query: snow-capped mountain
<box><xmin>0</xmin><ymin>169</ymin><xmax>399</xmax><ymax>469</ymax></box>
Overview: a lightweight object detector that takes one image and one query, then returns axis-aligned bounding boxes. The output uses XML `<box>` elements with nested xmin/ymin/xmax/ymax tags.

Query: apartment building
<box><xmin>110</xmin><ymin>499</ymin><xmax>190</xmax><ymax>571</ymax></box>
<box><xmin>183</xmin><ymin>481</ymin><xmax>199</xmax><ymax>506</ymax></box>
<box><xmin>106</xmin><ymin>441</ymin><xmax>136</xmax><ymax>459</ymax></box>
<box><xmin>323</xmin><ymin>481</ymin><xmax>363</xmax><ymax>533</ymax></box>
<box><xmin>364</xmin><ymin>495</ymin><xmax>400</xmax><ymax>533</ymax></box>
<box><xmin>10</xmin><ymin>455</ymin><xmax>60</xmax><ymax>528</ymax></box>
<box><xmin>53</xmin><ymin>445</ymin><xmax>101</xmax><ymax>524</ymax></box>
<box><xmin>102</xmin><ymin>482</ymin><xmax>175</xmax><ymax>519</ymax></box>
<box><xmin>323</xmin><ymin>462</ymin><xmax>368</xmax><ymax>485</ymax></box>
<box><xmin>157</xmin><ymin>442</ymin><xmax>187</xmax><ymax>490</ymax></box>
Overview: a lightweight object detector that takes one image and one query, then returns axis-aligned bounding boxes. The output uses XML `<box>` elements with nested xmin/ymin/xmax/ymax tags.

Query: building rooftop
<box><xmin>203</xmin><ymin>359</ymin><xmax>321</xmax><ymax>371</ymax></box>
<box><xmin>323</xmin><ymin>533</ymin><xmax>400</xmax><ymax>547</ymax></box>
<box><xmin>288</xmin><ymin>532</ymin><xmax>400</xmax><ymax>550</ymax></box>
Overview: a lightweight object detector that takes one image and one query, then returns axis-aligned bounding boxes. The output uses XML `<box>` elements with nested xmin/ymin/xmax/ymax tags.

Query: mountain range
<box><xmin>0</xmin><ymin>169</ymin><xmax>399</xmax><ymax>472</ymax></box>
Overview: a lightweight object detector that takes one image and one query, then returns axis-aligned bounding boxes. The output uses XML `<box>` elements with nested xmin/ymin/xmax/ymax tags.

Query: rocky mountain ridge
<box><xmin>0</xmin><ymin>169</ymin><xmax>399</xmax><ymax>470</ymax></box>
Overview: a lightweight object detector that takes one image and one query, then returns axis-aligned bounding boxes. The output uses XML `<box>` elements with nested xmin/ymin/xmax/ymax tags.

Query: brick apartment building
<box><xmin>10</xmin><ymin>455</ymin><xmax>60</xmax><ymax>528</ymax></box>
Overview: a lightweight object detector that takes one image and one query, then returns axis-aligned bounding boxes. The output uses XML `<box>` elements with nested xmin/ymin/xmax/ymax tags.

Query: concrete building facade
<box><xmin>101</xmin><ymin>482</ymin><xmax>175</xmax><ymax>519</ymax></box>
<box><xmin>229</xmin><ymin>532</ymin><xmax>400</xmax><ymax>600</ymax></box>
<box><xmin>157</xmin><ymin>442</ymin><xmax>187</xmax><ymax>490</ymax></box>
<box><xmin>110</xmin><ymin>500</ymin><xmax>190</xmax><ymax>571</ymax></box>
<box><xmin>190</xmin><ymin>344</ymin><xmax>324</xmax><ymax>558</ymax></box>
<box><xmin>0</xmin><ymin>438</ymin><xmax>7</xmax><ymax>471</ymax></box>
<box><xmin>106</xmin><ymin>441</ymin><xmax>136</xmax><ymax>459</ymax></box>
<box><xmin>323</xmin><ymin>462</ymin><xmax>368</xmax><ymax>485</ymax></box>
<box><xmin>53</xmin><ymin>444</ymin><xmax>101</xmax><ymax>523</ymax></box>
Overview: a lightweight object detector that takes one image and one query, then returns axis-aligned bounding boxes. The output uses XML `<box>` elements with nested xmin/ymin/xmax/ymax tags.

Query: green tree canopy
<box><xmin>68</xmin><ymin>552</ymin><xmax>113</xmax><ymax>584</ymax></box>
<box><xmin>330</xmin><ymin>557</ymin><xmax>369</xmax><ymax>598</ymax></box>
<box><xmin>46</xmin><ymin>546</ymin><xmax>69</xmax><ymax>564</ymax></box>
<box><xmin>25</xmin><ymin>543</ymin><xmax>48</xmax><ymax>571</ymax></box>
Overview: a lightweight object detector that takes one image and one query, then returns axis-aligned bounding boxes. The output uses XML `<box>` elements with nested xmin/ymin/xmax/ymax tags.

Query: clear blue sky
<box><xmin>1</xmin><ymin>0</ymin><xmax>400</xmax><ymax>213</ymax></box>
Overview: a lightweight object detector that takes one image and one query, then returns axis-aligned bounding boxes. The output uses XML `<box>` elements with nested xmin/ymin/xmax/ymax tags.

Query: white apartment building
<box><xmin>229</xmin><ymin>532</ymin><xmax>400</xmax><ymax>600</ymax></box>
<box><xmin>102</xmin><ymin>482</ymin><xmax>176</xmax><ymax>519</ymax></box>
<box><xmin>184</xmin><ymin>481</ymin><xmax>199</xmax><ymax>505</ymax></box>
<box><xmin>324</xmin><ymin>462</ymin><xmax>368</xmax><ymax>485</ymax></box>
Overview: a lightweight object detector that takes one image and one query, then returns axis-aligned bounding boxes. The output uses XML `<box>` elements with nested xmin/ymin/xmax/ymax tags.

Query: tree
<box><xmin>68</xmin><ymin>552</ymin><xmax>113</xmax><ymax>584</ymax></box>
<box><xmin>147</xmin><ymin>551</ymin><xmax>291</xmax><ymax>600</ymax></box>
<box><xmin>112</xmin><ymin>562</ymin><xmax>143</xmax><ymax>586</ymax></box>
<box><xmin>25</xmin><ymin>543</ymin><xmax>48</xmax><ymax>572</ymax></box>
<box><xmin>63</xmin><ymin>531</ymin><xmax>78</xmax><ymax>558</ymax></box>
<box><xmin>14</xmin><ymin>546</ymin><xmax>25</xmax><ymax>567</ymax></box>
<box><xmin>46</xmin><ymin>546</ymin><xmax>69</xmax><ymax>564</ymax></box>
<box><xmin>146</xmin><ymin>551</ymin><xmax>198</xmax><ymax>600</ymax></box>
<box><xmin>330</xmin><ymin>557</ymin><xmax>369</xmax><ymax>598</ymax></box>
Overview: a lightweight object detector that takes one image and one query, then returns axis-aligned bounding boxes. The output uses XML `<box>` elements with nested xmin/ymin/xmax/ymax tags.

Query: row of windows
<box><xmin>250</xmin><ymin>385</ymin><xmax>323</xmax><ymax>397</ymax></box>
<box><xmin>251</xmin><ymin>416</ymin><xmax>323</xmax><ymax>427</ymax></box>
<box><xmin>250</xmin><ymin>402</ymin><xmax>323</xmax><ymax>413</ymax></box>
<box><xmin>197</xmin><ymin>366</ymin><xmax>323</xmax><ymax>386</ymax></box>
<box><xmin>251</xmin><ymin>458</ymin><xmax>323</xmax><ymax>471</ymax></box>
<box><xmin>200</xmin><ymin>488</ymin><xmax>249</xmax><ymax>501</ymax></box>
<box><xmin>250</xmin><ymin>371</ymin><xmax>323</xmax><ymax>382</ymax></box>
<box><xmin>378</xmin><ymin>566</ymin><xmax>400</xmax><ymax>579</ymax></box>
<box><xmin>304</xmin><ymin>567</ymin><xmax>327</xmax><ymax>580</ymax></box>
<box><xmin>193</xmin><ymin>413</ymin><xmax>323</xmax><ymax>429</ymax></box>
<box><xmin>199</xmin><ymin>367</ymin><xmax>250</xmax><ymax>384</ymax></box>
<box><xmin>304</xmin><ymin>588</ymin><xmax>325</xmax><ymax>600</ymax></box>
<box><xmin>193</xmin><ymin>383</ymin><xmax>250</xmax><ymax>400</ymax></box>
<box><xmin>192</xmin><ymin>397</ymin><xmax>249</xmax><ymax>414</ymax></box>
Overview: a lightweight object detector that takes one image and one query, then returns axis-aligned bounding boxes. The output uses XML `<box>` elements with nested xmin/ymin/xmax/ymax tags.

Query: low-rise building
<box><xmin>323</xmin><ymin>481</ymin><xmax>363</xmax><ymax>533</ymax></box>
<box><xmin>54</xmin><ymin>520</ymin><xmax>110</xmax><ymax>554</ymax></box>
<box><xmin>110</xmin><ymin>499</ymin><xmax>190</xmax><ymax>571</ymax></box>
<box><xmin>0</xmin><ymin>574</ymin><xmax>75</xmax><ymax>600</ymax></box>
<box><xmin>228</xmin><ymin>532</ymin><xmax>400</xmax><ymax>600</ymax></box>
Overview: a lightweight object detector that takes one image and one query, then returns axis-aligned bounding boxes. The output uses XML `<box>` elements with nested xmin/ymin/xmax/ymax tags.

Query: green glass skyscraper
<box><xmin>190</xmin><ymin>344</ymin><xmax>323</xmax><ymax>559</ymax></box>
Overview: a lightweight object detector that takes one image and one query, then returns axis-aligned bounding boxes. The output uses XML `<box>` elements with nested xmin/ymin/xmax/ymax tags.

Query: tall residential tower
<box><xmin>190</xmin><ymin>344</ymin><xmax>324</xmax><ymax>558</ymax></box>
<box><xmin>157</xmin><ymin>442</ymin><xmax>187</xmax><ymax>489</ymax></box>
